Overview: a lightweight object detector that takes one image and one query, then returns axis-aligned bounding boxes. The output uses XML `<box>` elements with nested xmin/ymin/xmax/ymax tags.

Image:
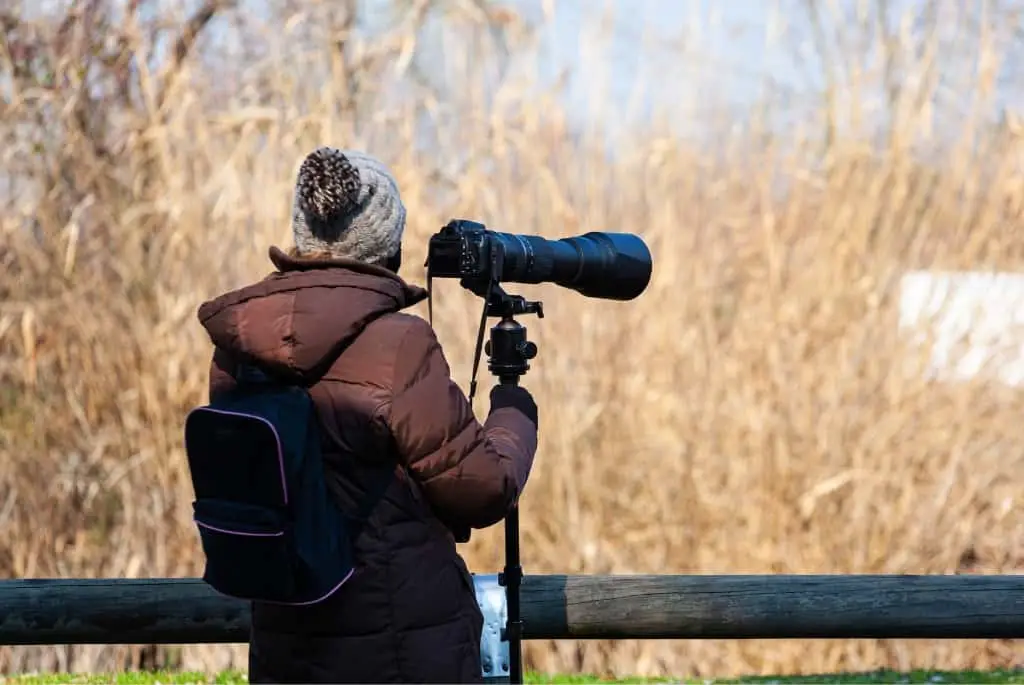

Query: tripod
<box><xmin>466</xmin><ymin>282</ymin><xmax>542</xmax><ymax>685</ymax></box>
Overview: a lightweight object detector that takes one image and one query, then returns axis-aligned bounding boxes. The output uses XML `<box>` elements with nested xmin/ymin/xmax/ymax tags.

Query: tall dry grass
<box><xmin>0</xmin><ymin>0</ymin><xmax>1022</xmax><ymax>679</ymax></box>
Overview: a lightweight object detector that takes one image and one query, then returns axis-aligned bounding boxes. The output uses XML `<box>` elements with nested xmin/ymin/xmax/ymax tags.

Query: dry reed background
<box><xmin>1</xmin><ymin>0</ymin><xmax>1022</xmax><ymax>679</ymax></box>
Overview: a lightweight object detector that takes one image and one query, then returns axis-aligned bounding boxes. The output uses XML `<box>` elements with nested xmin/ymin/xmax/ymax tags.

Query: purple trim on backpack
<box><xmin>195</xmin><ymin>519</ymin><xmax>285</xmax><ymax>537</ymax></box>
<box><xmin>186</xmin><ymin>406</ymin><xmax>289</xmax><ymax>506</ymax></box>
<box><xmin>286</xmin><ymin>567</ymin><xmax>355</xmax><ymax>605</ymax></box>
<box><xmin>206</xmin><ymin>566</ymin><xmax>356</xmax><ymax>607</ymax></box>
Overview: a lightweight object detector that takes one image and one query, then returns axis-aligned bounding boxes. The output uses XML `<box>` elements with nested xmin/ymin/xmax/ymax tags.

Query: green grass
<box><xmin>0</xmin><ymin>670</ymin><xmax>1021</xmax><ymax>684</ymax></box>
<box><xmin>526</xmin><ymin>672</ymin><xmax>1024</xmax><ymax>684</ymax></box>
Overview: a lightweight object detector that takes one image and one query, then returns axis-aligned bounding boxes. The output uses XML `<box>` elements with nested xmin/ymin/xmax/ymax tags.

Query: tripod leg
<box><xmin>486</xmin><ymin>316</ymin><xmax>532</xmax><ymax>685</ymax></box>
<box><xmin>503</xmin><ymin>504</ymin><xmax>523</xmax><ymax>684</ymax></box>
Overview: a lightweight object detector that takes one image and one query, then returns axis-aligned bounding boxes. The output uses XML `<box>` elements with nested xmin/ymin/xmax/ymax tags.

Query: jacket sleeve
<box><xmin>386</xmin><ymin>318</ymin><xmax>538</xmax><ymax>531</ymax></box>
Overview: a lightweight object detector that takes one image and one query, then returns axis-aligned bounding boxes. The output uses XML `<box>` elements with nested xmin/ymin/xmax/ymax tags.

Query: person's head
<box><xmin>289</xmin><ymin>147</ymin><xmax>406</xmax><ymax>273</ymax></box>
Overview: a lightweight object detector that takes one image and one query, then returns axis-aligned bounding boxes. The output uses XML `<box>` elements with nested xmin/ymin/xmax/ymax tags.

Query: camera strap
<box><xmin>425</xmin><ymin>258</ymin><xmax>434</xmax><ymax>327</ymax></box>
<box><xmin>423</xmin><ymin>260</ymin><xmax>492</xmax><ymax>405</ymax></box>
<box><xmin>467</xmin><ymin>290</ymin><xmax>490</xmax><ymax>403</ymax></box>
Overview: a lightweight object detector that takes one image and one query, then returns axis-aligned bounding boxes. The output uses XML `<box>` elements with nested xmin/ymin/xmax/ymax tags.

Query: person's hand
<box><xmin>489</xmin><ymin>383</ymin><xmax>538</xmax><ymax>428</ymax></box>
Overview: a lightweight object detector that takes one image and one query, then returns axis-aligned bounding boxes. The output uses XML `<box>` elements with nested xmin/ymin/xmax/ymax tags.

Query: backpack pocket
<box><xmin>193</xmin><ymin>497</ymin><xmax>296</xmax><ymax>602</ymax></box>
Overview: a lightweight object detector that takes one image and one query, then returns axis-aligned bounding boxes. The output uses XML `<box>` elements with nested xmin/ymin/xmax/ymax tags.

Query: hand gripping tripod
<box><xmin>465</xmin><ymin>281</ymin><xmax>543</xmax><ymax>685</ymax></box>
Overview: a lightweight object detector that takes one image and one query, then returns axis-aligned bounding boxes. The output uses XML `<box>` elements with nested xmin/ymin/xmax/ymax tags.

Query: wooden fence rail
<box><xmin>0</xmin><ymin>575</ymin><xmax>1022</xmax><ymax>646</ymax></box>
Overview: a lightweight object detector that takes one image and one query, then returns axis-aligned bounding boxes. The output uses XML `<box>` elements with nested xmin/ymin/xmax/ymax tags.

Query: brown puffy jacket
<box><xmin>196</xmin><ymin>246</ymin><xmax>538</xmax><ymax>683</ymax></box>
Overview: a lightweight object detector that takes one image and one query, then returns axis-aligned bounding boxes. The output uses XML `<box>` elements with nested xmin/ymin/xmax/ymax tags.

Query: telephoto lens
<box><xmin>488</xmin><ymin>230</ymin><xmax>652</xmax><ymax>301</ymax></box>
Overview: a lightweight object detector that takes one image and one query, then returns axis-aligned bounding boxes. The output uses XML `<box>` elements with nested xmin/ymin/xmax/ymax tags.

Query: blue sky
<box><xmin>511</xmin><ymin>0</ymin><xmax>1022</xmax><ymax>142</ymax></box>
<box><xmin>122</xmin><ymin>0</ymin><xmax>1022</xmax><ymax>149</ymax></box>
<box><xmin>17</xmin><ymin>0</ymin><xmax>1024</xmax><ymax>152</ymax></box>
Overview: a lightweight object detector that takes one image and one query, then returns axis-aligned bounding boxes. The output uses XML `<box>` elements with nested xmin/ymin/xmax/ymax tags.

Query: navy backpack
<box><xmin>183</xmin><ymin>362</ymin><xmax>386</xmax><ymax>605</ymax></box>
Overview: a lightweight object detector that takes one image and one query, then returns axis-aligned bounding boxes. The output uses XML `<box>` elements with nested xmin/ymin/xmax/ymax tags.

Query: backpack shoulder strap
<box><xmin>232</xmin><ymin>361</ymin><xmax>281</xmax><ymax>390</ymax></box>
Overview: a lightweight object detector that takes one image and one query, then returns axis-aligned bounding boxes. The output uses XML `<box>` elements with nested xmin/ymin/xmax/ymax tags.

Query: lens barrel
<box><xmin>490</xmin><ymin>231</ymin><xmax>652</xmax><ymax>301</ymax></box>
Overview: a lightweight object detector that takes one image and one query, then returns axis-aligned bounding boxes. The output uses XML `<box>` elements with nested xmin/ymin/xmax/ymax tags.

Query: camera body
<box><xmin>426</xmin><ymin>219</ymin><xmax>504</xmax><ymax>284</ymax></box>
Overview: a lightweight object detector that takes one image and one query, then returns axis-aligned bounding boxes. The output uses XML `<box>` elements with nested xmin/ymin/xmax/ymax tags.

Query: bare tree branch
<box><xmin>156</xmin><ymin>0</ymin><xmax>234</xmax><ymax>110</ymax></box>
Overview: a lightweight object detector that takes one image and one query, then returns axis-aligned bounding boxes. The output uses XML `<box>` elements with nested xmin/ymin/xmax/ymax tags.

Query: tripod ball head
<box><xmin>486</xmin><ymin>317</ymin><xmax>536</xmax><ymax>383</ymax></box>
<box><xmin>484</xmin><ymin>339</ymin><xmax>537</xmax><ymax>360</ymax></box>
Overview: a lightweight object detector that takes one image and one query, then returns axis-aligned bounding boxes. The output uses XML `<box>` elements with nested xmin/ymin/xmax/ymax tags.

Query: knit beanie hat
<box><xmin>290</xmin><ymin>146</ymin><xmax>406</xmax><ymax>266</ymax></box>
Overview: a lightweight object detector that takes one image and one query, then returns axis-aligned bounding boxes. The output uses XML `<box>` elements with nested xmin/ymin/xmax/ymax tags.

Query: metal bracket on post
<box><xmin>473</xmin><ymin>573</ymin><xmax>511</xmax><ymax>684</ymax></box>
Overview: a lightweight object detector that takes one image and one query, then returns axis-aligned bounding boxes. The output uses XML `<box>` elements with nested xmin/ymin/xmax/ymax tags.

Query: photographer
<box><xmin>196</xmin><ymin>147</ymin><xmax>539</xmax><ymax>683</ymax></box>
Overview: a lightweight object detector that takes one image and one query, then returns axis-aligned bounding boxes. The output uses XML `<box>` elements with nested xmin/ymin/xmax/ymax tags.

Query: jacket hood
<box><xmin>197</xmin><ymin>246</ymin><xmax>428</xmax><ymax>384</ymax></box>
